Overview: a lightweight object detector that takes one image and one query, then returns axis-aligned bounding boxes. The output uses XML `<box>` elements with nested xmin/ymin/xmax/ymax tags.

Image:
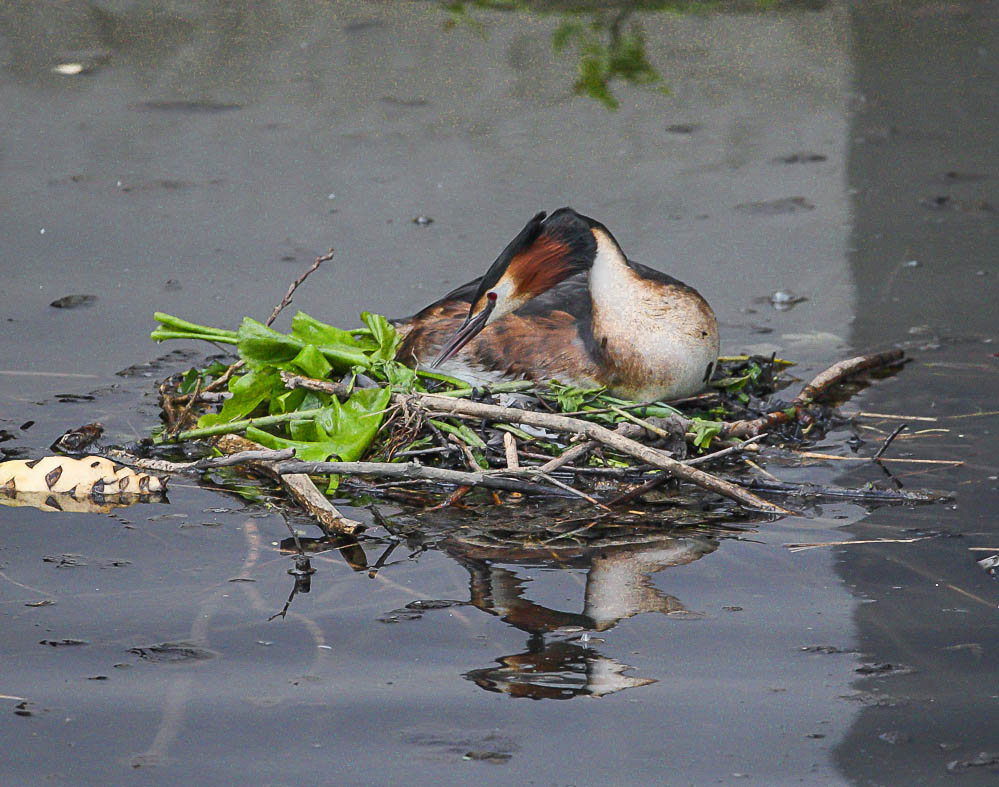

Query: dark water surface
<box><xmin>1</xmin><ymin>1</ymin><xmax>997</xmax><ymax>784</ymax></box>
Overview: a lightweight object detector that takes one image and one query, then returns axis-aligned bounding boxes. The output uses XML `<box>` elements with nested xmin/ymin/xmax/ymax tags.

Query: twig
<box><xmin>104</xmin><ymin>447</ymin><xmax>297</xmax><ymax>473</ymax></box>
<box><xmin>449</xmin><ymin>434</ymin><xmax>482</xmax><ymax>472</ymax></box>
<box><xmin>947</xmin><ymin>410</ymin><xmax>999</xmax><ymax>420</ymax></box>
<box><xmin>422</xmin><ymin>485</ymin><xmax>474</xmax><ymax>511</ymax></box>
<box><xmin>844</xmin><ymin>411</ymin><xmax>938</xmax><ymax>422</ymax></box>
<box><xmin>393</xmin><ymin>446</ymin><xmax>455</xmax><ymax>458</ymax></box>
<box><xmin>169</xmin><ymin>376</ymin><xmax>202</xmax><ymax>437</ymax></box>
<box><xmin>607</xmin><ymin>405</ymin><xmax>672</xmax><ymax>438</ymax></box>
<box><xmin>417</xmin><ymin>394</ymin><xmax>789</xmax><ymax>514</ymax></box>
<box><xmin>204</xmin><ymin>360</ymin><xmax>245</xmax><ymax>393</ymax></box>
<box><xmin>266</xmin><ymin>248</ymin><xmax>334</xmax><ymax>327</ymax></box>
<box><xmin>793</xmin><ymin>450</ymin><xmax>962</xmax><ymax>466</ymax></box>
<box><xmin>685</xmin><ymin>434</ymin><xmax>769</xmax><ymax>467</ymax></box>
<box><xmin>214</xmin><ymin>435</ymin><xmax>362</xmax><ymax>537</ymax></box>
<box><xmin>785</xmin><ymin>537</ymin><xmax>928</xmax><ymax>552</ymax></box>
<box><xmin>605</xmin><ymin>434</ymin><xmax>769</xmax><ymax>507</ymax></box>
<box><xmin>538</xmin><ymin>441</ymin><xmax>595</xmax><ymax>473</ymax></box>
<box><xmin>273</xmin><ymin>459</ymin><xmax>572</xmax><ymax>497</ymax></box>
<box><xmin>503</xmin><ymin>432</ymin><xmax>519</xmax><ymax>470</ymax></box>
<box><xmin>873</xmin><ymin>424</ymin><xmax>907</xmax><ymax>461</ymax></box>
<box><xmin>530</xmin><ymin>470</ymin><xmax>610</xmax><ymax>510</ymax></box>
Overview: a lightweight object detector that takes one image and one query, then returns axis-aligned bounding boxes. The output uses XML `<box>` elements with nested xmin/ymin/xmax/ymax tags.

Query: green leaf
<box><xmin>247</xmin><ymin>386</ymin><xmax>392</xmax><ymax>463</ymax></box>
<box><xmin>237</xmin><ymin>317</ymin><xmax>371</xmax><ymax>371</ymax></box>
<box><xmin>271</xmin><ymin>386</ymin><xmax>308</xmax><ymax>415</ymax></box>
<box><xmin>374</xmin><ymin>360</ymin><xmax>420</xmax><ymax>390</ymax></box>
<box><xmin>361</xmin><ymin>312</ymin><xmax>401</xmax><ymax>362</ymax></box>
<box><xmin>690</xmin><ymin>419</ymin><xmax>722</xmax><ymax>450</ymax></box>
<box><xmin>547</xmin><ymin>381</ymin><xmax>604</xmax><ymax>412</ymax></box>
<box><xmin>291</xmin><ymin>312</ymin><xmax>373</xmax><ymax>351</ymax></box>
<box><xmin>290</xmin><ymin>343</ymin><xmax>333</xmax><ymax>379</ymax></box>
<box><xmin>198</xmin><ymin>368</ymin><xmax>282</xmax><ymax>428</ymax></box>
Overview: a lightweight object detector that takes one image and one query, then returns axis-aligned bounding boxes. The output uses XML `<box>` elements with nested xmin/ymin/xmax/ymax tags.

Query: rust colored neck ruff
<box><xmin>394</xmin><ymin>209</ymin><xmax>720</xmax><ymax>402</ymax></box>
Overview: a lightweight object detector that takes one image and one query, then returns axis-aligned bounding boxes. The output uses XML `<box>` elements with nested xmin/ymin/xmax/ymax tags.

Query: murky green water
<box><xmin>2</xmin><ymin>1</ymin><xmax>997</xmax><ymax>784</ymax></box>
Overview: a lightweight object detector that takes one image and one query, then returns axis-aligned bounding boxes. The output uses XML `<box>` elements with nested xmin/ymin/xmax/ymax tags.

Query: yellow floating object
<box><xmin>0</xmin><ymin>456</ymin><xmax>166</xmax><ymax>512</ymax></box>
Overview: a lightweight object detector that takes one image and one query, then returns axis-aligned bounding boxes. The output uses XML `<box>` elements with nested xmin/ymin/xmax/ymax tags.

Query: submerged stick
<box><xmin>873</xmin><ymin>424</ymin><xmax>908</xmax><ymax>461</ymax></box>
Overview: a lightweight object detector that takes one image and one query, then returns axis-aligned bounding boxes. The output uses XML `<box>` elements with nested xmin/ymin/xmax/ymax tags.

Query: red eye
<box><xmin>487</xmin><ymin>291</ymin><xmax>498</xmax><ymax>302</ymax></box>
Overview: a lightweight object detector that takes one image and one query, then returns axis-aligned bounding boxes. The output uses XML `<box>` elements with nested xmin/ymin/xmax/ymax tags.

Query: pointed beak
<box><xmin>430</xmin><ymin>294</ymin><xmax>497</xmax><ymax>368</ymax></box>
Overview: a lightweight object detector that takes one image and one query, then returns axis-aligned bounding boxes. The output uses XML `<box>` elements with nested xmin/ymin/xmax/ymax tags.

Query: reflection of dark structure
<box><xmin>447</xmin><ymin>534</ymin><xmax>717</xmax><ymax>699</ymax></box>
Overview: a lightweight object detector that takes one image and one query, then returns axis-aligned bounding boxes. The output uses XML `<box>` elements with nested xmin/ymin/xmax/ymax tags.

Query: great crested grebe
<box><xmin>395</xmin><ymin>208</ymin><xmax>719</xmax><ymax>402</ymax></box>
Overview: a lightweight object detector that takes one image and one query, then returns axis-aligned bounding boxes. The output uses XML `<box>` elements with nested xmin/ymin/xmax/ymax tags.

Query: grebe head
<box><xmin>431</xmin><ymin>208</ymin><xmax>599</xmax><ymax>367</ymax></box>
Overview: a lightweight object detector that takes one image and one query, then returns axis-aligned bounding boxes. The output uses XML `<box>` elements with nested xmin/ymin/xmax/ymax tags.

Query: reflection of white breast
<box><xmin>588</xmin><ymin>230</ymin><xmax>720</xmax><ymax>401</ymax></box>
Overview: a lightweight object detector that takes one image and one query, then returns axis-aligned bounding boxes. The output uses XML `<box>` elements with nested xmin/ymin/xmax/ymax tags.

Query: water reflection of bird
<box><xmin>395</xmin><ymin>208</ymin><xmax>719</xmax><ymax>401</ymax></box>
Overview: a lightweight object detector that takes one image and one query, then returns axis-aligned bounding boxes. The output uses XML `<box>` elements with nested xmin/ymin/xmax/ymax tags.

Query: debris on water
<box><xmin>976</xmin><ymin>554</ymin><xmax>999</xmax><ymax>576</ymax></box>
<box><xmin>412</xmin><ymin>215</ymin><xmax>434</xmax><ymax>226</ymax></box>
<box><xmin>734</xmin><ymin>196</ymin><xmax>815</xmax><ymax>216</ymax></box>
<box><xmin>856</xmin><ymin>661</ymin><xmax>913</xmax><ymax>677</ymax></box>
<box><xmin>946</xmin><ymin>752</ymin><xmax>999</xmax><ymax>773</ymax></box>
<box><xmin>879</xmin><ymin>730</ymin><xmax>911</xmax><ymax>745</ymax></box>
<box><xmin>54</xmin><ymin>393</ymin><xmax>96</xmax><ymax>403</ymax></box>
<box><xmin>463</xmin><ymin>751</ymin><xmax>512</xmax><ymax>763</ymax></box>
<box><xmin>903</xmin><ymin>259</ymin><xmax>921</xmax><ymax>267</ymax></box>
<box><xmin>51</xmin><ymin>422</ymin><xmax>104</xmax><ymax>454</ymax></box>
<box><xmin>132</xmin><ymin>100</ymin><xmax>243</xmax><ymax>113</ymax></box>
<box><xmin>43</xmin><ymin>554</ymin><xmax>86</xmax><ymax>567</ymax></box>
<box><xmin>405</xmin><ymin>599</ymin><xmax>465</xmax><ymax>611</ymax></box>
<box><xmin>40</xmin><ymin>638</ymin><xmax>88</xmax><ymax>647</ymax></box>
<box><xmin>921</xmin><ymin>194</ymin><xmax>996</xmax><ymax>214</ymax></box>
<box><xmin>128</xmin><ymin>641</ymin><xmax>217</xmax><ymax>664</ymax></box>
<box><xmin>288</xmin><ymin>555</ymin><xmax>315</xmax><ymax>578</ymax></box>
<box><xmin>772</xmin><ymin>152</ymin><xmax>827</xmax><ymax>164</ymax></box>
<box><xmin>841</xmin><ymin>691</ymin><xmax>909</xmax><ymax>707</ymax></box>
<box><xmin>665</xmin><ymin>123</ymin><xmax>700</xmax><ymax>134</ymax></box>
<box><xmin>24</xmin><ymin>599</ymin><xmax>55</xmax><ymax>607</ymax></box>
<box><xmin>768</xmin><ymin>290</ymin><xmax>808</xmax><ymax>311</ymax></box>
<box><xmin>800</xmin><ymin>645</ymin><xmax>856</xmax><ymax>654</ymax></box>
<box><xmin>50</xmin><ymin>50</ymin><xmax>109</xmax><ymax>76</ymax></box>
<box><xmin>164</xmin><ymin>279</ymin><xmax>182</xmax><ymax>292</ymax></box>
<box><xmin>52</xmin><ymin>63</ymin><xmax>86</xmax><ymax>75</ymax></box>
<box><xmin>943</xmin><ymin>170</ymin><xmax>990</xmax><ymax>182</ymax></box>
<box><xmin>49</xmin><ymin>294</ymin><xmax>97</xmax><ymax>309</ymax></box>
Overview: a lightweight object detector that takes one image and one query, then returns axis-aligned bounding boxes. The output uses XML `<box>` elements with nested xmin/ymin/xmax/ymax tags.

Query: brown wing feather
<box><xmin>397</xmin><ymin>298</ymin><xmax>599</xmax><ymax>388</ymax></box>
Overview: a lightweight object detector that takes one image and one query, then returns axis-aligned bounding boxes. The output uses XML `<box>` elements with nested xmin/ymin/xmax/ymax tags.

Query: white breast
<box><xmin>588</xmin><ymin>229</ymin><xmax>719</xmax><ymax>401</ymax></box>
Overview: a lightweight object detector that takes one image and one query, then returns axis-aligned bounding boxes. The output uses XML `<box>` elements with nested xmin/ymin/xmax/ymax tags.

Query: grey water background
<box><xmin>1</xmin><ymin>1</ymin><xmax>997</xmax><ymax>784</ymax></box>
